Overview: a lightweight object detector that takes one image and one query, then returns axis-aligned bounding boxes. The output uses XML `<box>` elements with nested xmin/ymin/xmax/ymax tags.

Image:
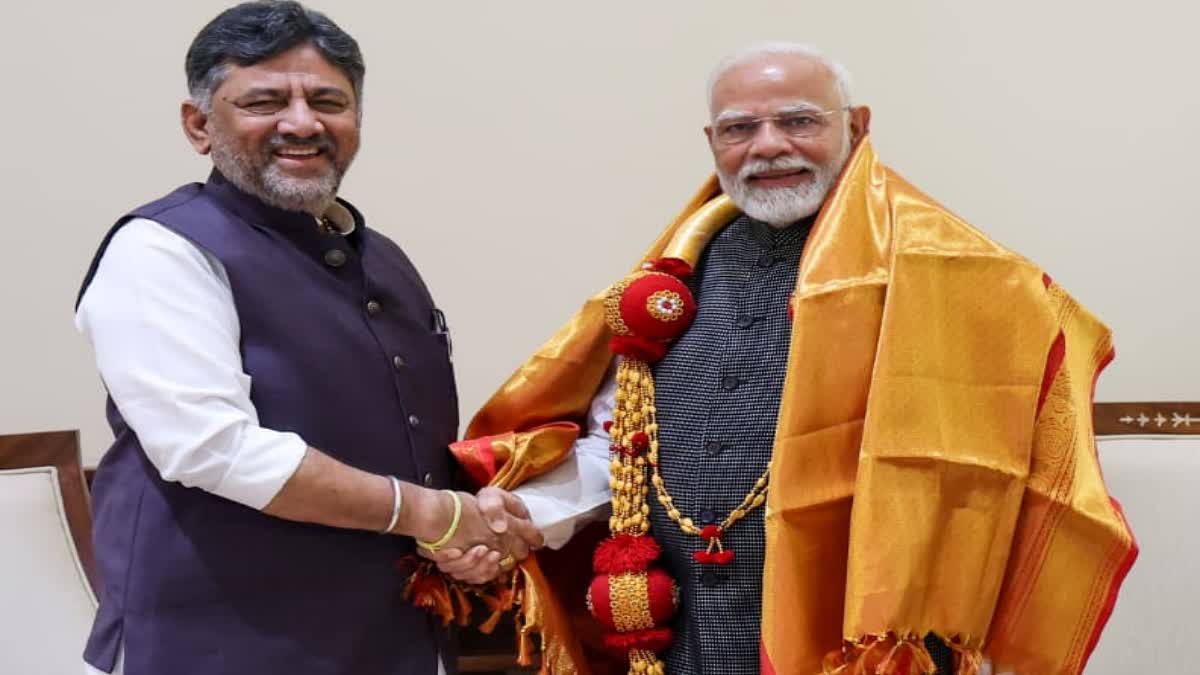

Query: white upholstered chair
<box><xmin>0</xmin><ymin>431</ymin><xmax>98</xmax><ymax>674</ymax></box>
<box><xmin>1084</xmin><ymin>403</ymin><xmax>1200</xmax><ymax>673</ymax></box>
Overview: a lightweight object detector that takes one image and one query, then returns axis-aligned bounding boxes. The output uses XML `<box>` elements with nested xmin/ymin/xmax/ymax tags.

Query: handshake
<box><xmin>413</xmin><ymin>486</ymin><xmax>544</xmax><ymax>585</ymax></box>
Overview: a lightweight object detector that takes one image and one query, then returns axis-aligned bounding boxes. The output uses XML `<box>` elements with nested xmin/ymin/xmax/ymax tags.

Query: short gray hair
<box><xmin>706</xmin><ymin>41</ymin><xmax>853</xmax><ymax>117</ymax></box>
<box><xmin>186</xmin><ymin>1</ymin><xmax>365</xmax><ymax>114</ymax></box>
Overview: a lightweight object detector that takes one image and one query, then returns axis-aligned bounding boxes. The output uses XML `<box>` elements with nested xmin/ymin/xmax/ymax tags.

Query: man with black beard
<box><xmin>75</xmin><ymin>3</ymin><xmax>541</xmax><ymax>674</ymax></box>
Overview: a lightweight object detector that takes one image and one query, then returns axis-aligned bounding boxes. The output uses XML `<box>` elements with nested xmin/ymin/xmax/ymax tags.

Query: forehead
<box><xmin>217</xmin><ymin>43</ymin><xmax>353</xmax><ymax>96</ymax></box>
<box><xmin>711</xmin><ymin>54</ymin><xmax>838</xmax><ymax>115</ymax></box>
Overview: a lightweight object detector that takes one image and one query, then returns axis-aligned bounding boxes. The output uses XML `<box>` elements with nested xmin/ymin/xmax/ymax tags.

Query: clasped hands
<box><xmin>416</xmin><ymin>486</ymin><xmax>544</xmax><ymax>585</ymax></box>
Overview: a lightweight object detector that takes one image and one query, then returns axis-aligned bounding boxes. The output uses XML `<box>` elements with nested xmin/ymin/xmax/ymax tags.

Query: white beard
<box><xmin>718</xmin><ymin>136</ymin><xmax>852</xmax><ymax>227</ymax></box>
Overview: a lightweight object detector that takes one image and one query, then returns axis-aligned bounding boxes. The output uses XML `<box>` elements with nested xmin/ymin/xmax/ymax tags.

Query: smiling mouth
<box><xmin>749</xmin><ymin>168</ymin><xmax>810</xmax><ymax>181</ymax></box>
<box><xmin>274</xmin><ymin>147</ymin><xmax>326</xmax><ymax>160</ymax></box>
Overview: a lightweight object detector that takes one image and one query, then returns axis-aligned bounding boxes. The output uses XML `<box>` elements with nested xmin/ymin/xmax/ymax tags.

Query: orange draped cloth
<box><xmin>449</xmin><ymin>138</ymin><xmax>1136</xmax><ymax>675</ymax></box>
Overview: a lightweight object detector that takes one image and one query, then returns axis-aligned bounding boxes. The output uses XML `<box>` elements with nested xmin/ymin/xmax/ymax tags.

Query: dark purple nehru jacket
<box><xmin>79</xmin><ymin>171</ymin><xmax>458</xmax><ymax>675</ymax></box>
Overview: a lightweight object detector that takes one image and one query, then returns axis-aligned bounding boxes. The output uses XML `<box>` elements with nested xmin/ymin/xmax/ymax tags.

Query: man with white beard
<box><xmin>708</xmin><ymin>47</ymin><xmax>858</xmax><ymax>228</ymax></box>
<box><xmin>422</xmin><ymin>41</ymin><xmax>1132</xmax><ymax>675</ymax></box>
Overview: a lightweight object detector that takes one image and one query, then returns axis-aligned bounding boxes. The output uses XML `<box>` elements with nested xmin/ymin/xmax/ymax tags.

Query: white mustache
<box><xmin>737</xmin><ymin>156</ymin><xmax>817</xmax><ymax>184</ymax></box>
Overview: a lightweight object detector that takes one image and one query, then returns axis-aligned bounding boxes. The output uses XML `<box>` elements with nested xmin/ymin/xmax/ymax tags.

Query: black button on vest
<box><xmin>324</xmin><ymin>249</ymin><xmax>346</xmax><ymax>267</ymax></box>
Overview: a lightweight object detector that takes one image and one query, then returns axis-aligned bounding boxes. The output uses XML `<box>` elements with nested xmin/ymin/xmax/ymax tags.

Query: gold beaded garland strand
<box><xmin>609</xmin><ymin>363</ymin><xmax>653</xmax><ymax>536</ymax></box>
<box><xmin>621</xmin><ymin>359</ymin><xmax>771</xmax><ymax>540</ymax></box>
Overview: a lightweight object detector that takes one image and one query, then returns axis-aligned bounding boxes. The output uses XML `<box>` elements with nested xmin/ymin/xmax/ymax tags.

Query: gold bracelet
<box><xmin>417</xmin><ymin>490</ymin><xmax>461</xmax><ymax>552</ymax></box>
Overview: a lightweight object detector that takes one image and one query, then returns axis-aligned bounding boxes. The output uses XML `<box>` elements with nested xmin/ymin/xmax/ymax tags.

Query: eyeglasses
<box><xmin>712</xmin><ymin>106</ymin><xmax>850</xmax><ymax>146</ymax></box>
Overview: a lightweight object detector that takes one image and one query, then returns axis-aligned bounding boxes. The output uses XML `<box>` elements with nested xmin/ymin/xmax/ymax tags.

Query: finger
<box><xmin>501</xmin><ymin>530</ymin><xmax>530</xmax><ymax>561</ymax></box>
<box><xmin>438</xmin><ymin>548</ymin><xmax>464</xmax><ymax>560</ymax></box>
<box><xmin>500</xmin><ymin>490</ymin><xmax>531</xmax><ymax>519</ymax></box>
<box><xmin>476</xmin><ymin>489</ymin><xmax>509</xmax><ymax>533</ymax></box>
<box><xmin>509</xmin><ymin>516</ymin><xmax>545</xmax><ymax>549</ymax></box>
<box><xmin>444</xmin><ymin>552</ymin><xmax>501</xmax><ymax>584</ymax></box>
<box><xmin>438</xmin><ymin>557</ymin><xmax>487</xmax><ymax>577</ymax></box>
<box><xmin>417</xmin><ymin>546</ymin><xmax>462</xmax><ymax>562</ymax></box>
<box><xmin>435</xmin><ymin>545</ymin><xmax>489</xmax><ymax>575</ymax></box>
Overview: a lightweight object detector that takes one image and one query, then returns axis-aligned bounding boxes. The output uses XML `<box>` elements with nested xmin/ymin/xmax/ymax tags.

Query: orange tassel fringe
<box><xmin>402</xmin><ymin>560</ymin><xmax>545</xmax><ymax>668</ymax></box>
<box><xmin>822</xmin><ymin>633</ymin><xmax>982</xmax><ymax>675</ymax></box>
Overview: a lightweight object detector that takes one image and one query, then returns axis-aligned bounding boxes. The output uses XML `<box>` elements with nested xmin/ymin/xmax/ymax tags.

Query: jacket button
<box><xmin>704</xmin><ymin>440</ymin><xmax>724</xmax><ymax>456</ymax></box>
<box><xmin>757</xmin><ymin>253</ymin><xmax>775</xmax><ymax>268</ymax></box>
<box><xmin>736</xmin><ymin>314</ymin><xmax>754</xmax><ymax>329</ymax></box>
<box><xmin>423</xmin><ymin>473</ymin><xmax>434</xmax><ymax>487</ymax></box>
<box><xmin>721</xmin><ymin>375</ymin><xmax>740</xmax><ymax>392</ymax></box>
<box><xmin>700</xmin><ymin>509</ymin><xmax>717</xmax><ymax>524</ymax></box>
<box><xmin>366</xmin><ymin>300</ymin><xmax>382</xmax><ymax>316</ymax></box>
<box><xmin>324</xmin><ymin>249</ymin><xmax>347</xmax><ymax>268</ymax></box>
<box><xmin>700</xmin><ymin>569</ymin><xmax>723</xmax><ymax>587</ymax></box>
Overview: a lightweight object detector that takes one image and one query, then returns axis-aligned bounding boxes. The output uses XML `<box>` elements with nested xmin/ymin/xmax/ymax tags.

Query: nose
<box><xmin>276</xmin><ymin>97</ymin><xmax>324</xmax><ymax>139</ymax></box>
<box><xmin>747</xmin><ymin>120</ymin><xmax>791</xmax><ymax>160</ymax></box>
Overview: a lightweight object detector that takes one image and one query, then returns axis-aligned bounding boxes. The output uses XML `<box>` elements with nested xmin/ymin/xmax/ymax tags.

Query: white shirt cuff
<box><xmin>211</xmin><ymin>428</ymin><xmax>308</xmax><ymax>510</ymax></box>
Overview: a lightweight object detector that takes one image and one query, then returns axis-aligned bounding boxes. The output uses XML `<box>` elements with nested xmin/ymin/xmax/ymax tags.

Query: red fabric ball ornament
<box><xmin>603</xmin><ymin>420</ymin><xmax>613</xmax><ymax>433</ymax></box>
<box><xmin>587</xmin><ymin>568</ymin><xmax>679</xmax><ymax>634</ymax></box>
<box><xmin>700</xmin><ymin>525</ymin><xmax>722</xmax><ymax>541</ymax></box>
<box><xmin>630</xmin><ymin>432</ymin><xmax>649</xmax><ymax>451</ymax></box>
<box><xmin>713</xmin><ymin>550</ymin><xmax>735</xmax><ymax>565</ymax></box>
<box><xmin>617</xmin><ymin>272</ymin><xmax>696</xmax><ymax>341</ymax></box>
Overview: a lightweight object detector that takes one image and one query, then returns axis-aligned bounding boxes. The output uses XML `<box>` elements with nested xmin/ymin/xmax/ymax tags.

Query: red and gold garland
<box><xmin>587</xmin><ymin>257</ymin><xmax>771</xmax><ymax>675</ymax></box>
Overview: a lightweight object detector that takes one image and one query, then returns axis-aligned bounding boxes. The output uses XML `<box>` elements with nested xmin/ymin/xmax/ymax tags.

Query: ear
<box><xmin>703</xmin><ymin>124</ymin><xmax>715</xmax><ymax>145</ymax></box>
<box><xmin>849</xmin><ymin>105</ymin><xmax>871</xmax><ymax>145</ymax></box>
<box><xmin>181</xmin><ymin>99</ymin><xmax>212</xmax><ymax>155</ymax></box>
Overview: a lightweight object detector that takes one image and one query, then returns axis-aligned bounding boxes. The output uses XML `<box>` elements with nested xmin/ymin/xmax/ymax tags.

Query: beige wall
<box><xmin>2</xmin><ymin>1</ymin><xmax>1196</xmax><ymax>464</ymax></box>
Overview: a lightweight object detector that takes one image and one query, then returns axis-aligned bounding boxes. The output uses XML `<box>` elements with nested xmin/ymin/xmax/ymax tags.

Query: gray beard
<box><xmin>209</xmin><ymin>135</ymin><xmax>344</xmax><ymax>216</ymax></box>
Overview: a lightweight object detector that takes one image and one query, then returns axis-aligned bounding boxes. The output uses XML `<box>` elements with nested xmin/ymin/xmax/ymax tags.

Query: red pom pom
<box><xmin>609</xmin><ymin>335</ymin><xmax>670</xmax><ymax>363</ymax></box>
<box><xmin>617</xmin><ymin>273</ymin><xmax>696</xmax><ymax>341</ymax></box>
<box><xmin>631</xmin><ymin>432</ymin><xmax>649</xmax><ymax>451</ymax></box>
<box><xmin>713</xmin><ymin>550</ymin><xmax>735</xmax><ymax>565</ymax></box>
<box><xmin>700</xmin><ymin>525</ymin><xmax>722</xmax><ymax>541</ymax></box>
<box><xmin>603</xmin><ymin>420</ymin><xmax>613</xmax><ymax>433</ymax></box>
<box><xmin>593</xmin><ymin>535</ymin><xmax>662</xmax><ymax>574</ymax></box>
<box><xmin>692</xmin><ymin>550</ymin><xmax>714</xmax><ymax>564</ymax></box>
<box><xmin>650</xmin><ymin>257</ymin><xmax>693</xmax><ymax>281</ymax></box>
<box><xmin>602</xmin><ymin>627</ymin><xmax>674</xmax><ymax>654</ymax></box>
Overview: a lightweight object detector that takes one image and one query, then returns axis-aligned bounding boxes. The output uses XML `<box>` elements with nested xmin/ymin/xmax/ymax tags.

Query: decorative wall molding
<box><xmin>1094</xmin><ymin>402</ymin><xmax>1200</xmax><ymax>436</ymax></box>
